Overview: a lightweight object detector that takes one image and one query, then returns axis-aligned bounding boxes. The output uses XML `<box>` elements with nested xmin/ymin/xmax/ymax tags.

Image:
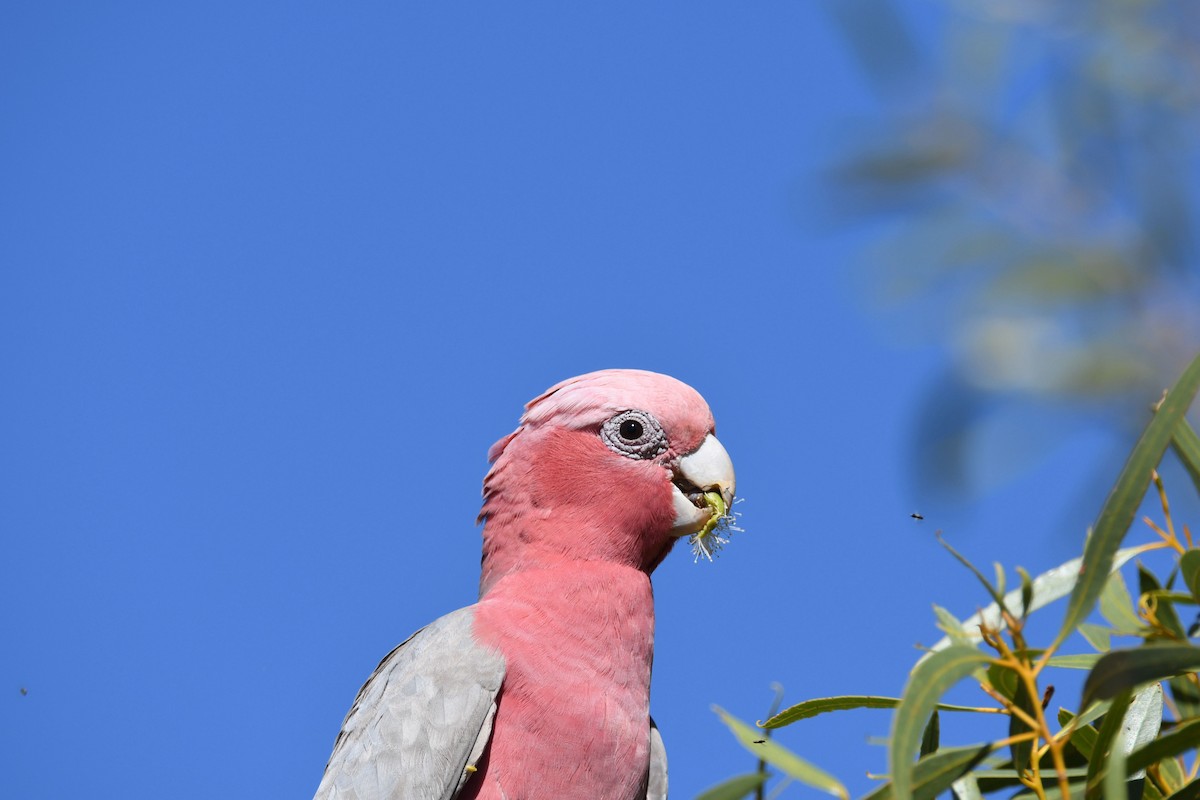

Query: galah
<box><xmin>314</xmin><ymin>369</ymin><xmax>736</xmax><ymax>800</ymax></box>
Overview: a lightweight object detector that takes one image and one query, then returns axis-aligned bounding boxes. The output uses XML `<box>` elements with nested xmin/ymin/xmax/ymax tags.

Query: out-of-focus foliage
<box><xmin>701</xmin><ymin>355</ymin><xmax>1200</xmax><ymax>799</ymax></box>
<box><xmin>825</xmin><ymin>0</ymin><xmax>1200</xmax><ymax>497</ymax></box>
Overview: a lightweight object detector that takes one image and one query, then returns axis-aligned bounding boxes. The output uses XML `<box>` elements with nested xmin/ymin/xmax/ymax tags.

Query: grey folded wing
<box><xmin>314</xmin><ymin>606</ymin><xmax>506</xmax><ymax>800</ymax></box>
<box><xmin>646</xmin><ymin>716</ymin><xmax>668</xmax><ymax>800</ymax></box>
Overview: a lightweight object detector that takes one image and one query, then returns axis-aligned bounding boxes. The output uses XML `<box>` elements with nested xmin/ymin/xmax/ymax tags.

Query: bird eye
<box><xmin>601</xmin><ymin>410</ymin><xmax>667</xmax><ymax>459</ymax></box>
<box><xmin>619</xmin><ymin>419</ymin><xmax>643</xmax><ymax>440</ymax></box>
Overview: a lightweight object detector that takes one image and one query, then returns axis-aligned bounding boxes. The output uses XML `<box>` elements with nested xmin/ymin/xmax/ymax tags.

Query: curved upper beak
<box><xmin>670</xmin><ymin>433</ymin><xmax>736</xmax><ymax>536</ymax></box>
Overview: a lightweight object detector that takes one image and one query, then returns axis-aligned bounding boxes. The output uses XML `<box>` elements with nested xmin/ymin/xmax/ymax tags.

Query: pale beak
<box><xmin>670</xmin><ymin>433</ymin><xmax>736</xmax><ymax>536</ymax></box>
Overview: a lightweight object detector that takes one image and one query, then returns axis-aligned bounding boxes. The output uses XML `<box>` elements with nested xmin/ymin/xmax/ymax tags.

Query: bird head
<box><xmin>478</xmin><ymin>369</ymin><xmax>735</xmax><ymax>594</ymax></box>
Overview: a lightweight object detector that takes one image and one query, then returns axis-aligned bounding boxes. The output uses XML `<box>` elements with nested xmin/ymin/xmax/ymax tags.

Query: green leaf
<box><xmin>1156</xmin><ymin>751</ymin><xmax>1188</xmax><ymax>795</ymax></box>
<box><xmin>986</xmin><ymin>662</ymin><xmax>1019</xmax><ymax>701</ymax></box>
<box><xmin>1086</xmin><ymin>685</ymin><xmax>1164</xmax><ymax>797</ymax></box>
<box><xmin>927</xmin><ymin>548</ymin><xmax>1142</xmax><ymax>654</ymax></box>
<box><xmin>1126</xmin><ymin>715</ymin><xmax>1200</xmax><ymax>779</ymax></box>
<box><xmin>761</xmin><ymin>695</ymin><xmax>979</xmax><ymax>729</ymax></box>
<box><xmin>1082</xmin><ymin>644</ymin><xmax>1200</xmax><ymax>709</ymax></box>
<box><xmin>1017</xmin><ymin>566</ymin><xmax>1034</xmax><ymax>619</ymax></box>
<box><xmin>1139</xmin><ymin>566</ymin><xmax>1187</xmax><ymax>640</ymax></box>
<box><xmin>1047</xmin><ymin>654</ymin><xmax>1103</xmax><ymax>669</ymax></box>
<box><xmin>1086</xmin><ymin>689</ymin><xmax>1133</xmax><ymax>800</ymax></box>
<box><xmin>951</xmin><ymin>773</ymin><xmax>983</xmax><ymax>800</ymax></box>
<box><xmin>1058</xmin><ymin>353</ymin><xmax>1200</xmax><ymax>647</ymax></box>
<box><xmin>1009</xmin><ymin>676</ymin><xmax>1036</xmax><ymax>777</ymax></box>
<box><xmin>864</xmin><ymin>745</ymin><xmax>993</xmax><ymax>800</ymax></box>
<box><xmin>920</xmin><ymin>710</ymin><xmax>939</xmax><ymax>758</ymax></box>
<box><xmin>933</xmin><ymin>605</ymin><xmax>974</xmax><ymax>647</ymax></box>
<box><xmin>936</xmin><ymin>534</ymin><xmax>1009</xmax><ymax>611</ymax></box>
<box><xmin>1080</xmin><ymin>623</ymin><xmax>1114</xmax><ymax>652</ymax></box>
<box><xmin>1168</xmin><ymin>675</ymin><xmax>1200</xmax><ymax>721</ymax></box>
<box><xmin>1163</xmin><ymin>777</ymin><xmax>1200</xmax><ymax>800</ymax></box>
<box><xmin>1102</xmin><ymin>739</ymin><xmax>1127</xmax><ymax>800</ymax></box>
<box><xmin>1067</xmin><ymin>718</ymin><xmax>1099</xmax><ymax>761</ymax></box>
<box><xmin>1181</xmin><ymin>551</ymin><xmax>1200</xmax><ymax>605</ymax></box>
<box><xmin>1171</xmin><ymin>419</ymin><xmax>1200</xmax><ymax>496</ymax></box>
<box><xmin>890</xmin><ymin>646</ymin><xmax>993</xmax><ymax>800</ymax></box>
<box><xmin>1100</xmin><ymin>571</ymin><xmax>1144</xmax><ymax>634</ymax></box>
<box><xmin>694</xmin><ymin>772</ymin><xmax>768</xmax><ymax>800</ymax></box>
<box><xmin>712</xmin><ymin>706</ymin><xmax>847</xmax><ymax>800</ymax></box>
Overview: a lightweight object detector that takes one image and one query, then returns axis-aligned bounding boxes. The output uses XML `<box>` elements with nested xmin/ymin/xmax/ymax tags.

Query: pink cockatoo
<box><xmin>314</xmin><ymin>369</ymin><xmax>736</xmax><ymax>800</ymax></box>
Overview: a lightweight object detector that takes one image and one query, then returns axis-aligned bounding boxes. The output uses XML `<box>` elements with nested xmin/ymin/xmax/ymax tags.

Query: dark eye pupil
<box><xmin>619</xmin><ymin>419</ymin><xmax>644</xmax><ymax>440</ymax></box>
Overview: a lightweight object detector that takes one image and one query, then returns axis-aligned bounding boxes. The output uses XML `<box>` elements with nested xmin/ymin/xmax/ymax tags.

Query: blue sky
<box><xmin>3</xmin><ymin>4</ymin><xmax>1186</xmax><ymax>798</ymax></box>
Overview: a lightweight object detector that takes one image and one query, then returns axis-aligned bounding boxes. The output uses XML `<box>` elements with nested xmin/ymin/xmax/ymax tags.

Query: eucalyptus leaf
<box><xmin>952</xmin><ymin>773</ymin><xmax>983</xmax><ymax>800</ymax></box>
<box><xmin>1084</xmin><ymin>685</ymin><xmax>1164</xmax><ymax>796</ymax></box>
<box><xmin>761</xmin><ymin>696</ymin><xmax>979</xmax><ymax>729</ymax></box>
<box><xmin>933</xmin><ymin>605</ymin><xmax>974</xmax><ymax>647</ymax></box>
<box><xmin>920</xmin><ymin>710</ymin><xmax>939</xmax><ymax>758</ymax></box>
<box><xmin>1058</xmin><ymin>353</ymin><xmax>1200</xmax><ymax>648</ymax></box>
<box><xmin>889</xmin><ymin>646</ymin><xmax>993</xmax><ymax>800</ymax></box>
<box><xmin>1140</xmin><ymin>566</ymin><xmax>1187</xmax><ymax>639</ymax></box>
<box><xmin>1047</xmin><ymin>654</ymin><xmax>1103</xmax><ymax>669</ymax></box>
<box><xmin>1125</xmin><ymin>714</ymin><xmax>1200</xmax><ymax>779</ymax></box>
<box><xmin>1008</xmin><ymin>677</ymin><xmax>1036</xmax><ymax>777</ymax></box>
<box><xmin>713</xmin><ymin>706</ymin><xmax>847</xmax><ymax>800</ymax></box>
<box><xmin>1086</xmin><ymin>690</ymin><xmax>1132</xmax><ymax>800</ymax></box>
<box><xmin>864</xmin><ymin>745</ymin><xmax>993</xmax><ymax>800</ymax></box>
<box><xmin>1017</xmin><ymin>566</ymin><xmax>1034</xmax><ymax>619</ymax></box>
<box><xmin>1099</xmin><ymin>571</ymin><xmax>1144</xmax><ymax>634</ymax></box>
<box><xmin>1080</xmin><ymin>622</ymin><xmax>1114</xmax><ymax>653</ymax></box>
<box><xmin>1082</xmin><ymin>644</ymin><xmax>1200</xmax><ymax>709</ymax></box>
<box><xmin>1162</xmin><ymin>777</ymin><xmax>1200</xmax><ymax>800</ymax></box>
<box><xmin>1182</xmin><ymin>551</ymin><xmax>1200</xmax><ymax>605</ymax></box>
<box><xmin>694</xmin><ymin>772</ymin><xmax>768</xmax><ymax>800</ymax></box>
<box><xmin>927</xmin><ymin>548</ymin><xmax>1142</xmax><ymax>655</ymax></box>
<box><xmin>1171</xmin><ymin>419</ymin><xmax>1200</xmax><ymax>496</ymax></box>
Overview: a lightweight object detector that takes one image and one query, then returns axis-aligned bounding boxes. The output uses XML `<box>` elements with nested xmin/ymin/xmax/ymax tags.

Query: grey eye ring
<box><xmin>601</xmin><ymin>410</ymin><xmax>668</xmax><ymax>459</ymax></box>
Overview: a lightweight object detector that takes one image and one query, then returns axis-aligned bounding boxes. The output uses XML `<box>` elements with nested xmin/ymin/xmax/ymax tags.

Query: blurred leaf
<box><xmin>928</xmin><ymin>548</ymin><xmax>1142</xmax><ymax>654</ymax></box>
<box><xmin>1139</xmin><ymin>566</ymin><xmax>1187</xmax><ymax>640</ymax></box>
<box><xmin>1172</xmin><ymin>421</ymin><xmax>1200</xmax><ymax>496</ymax></box>
<box><xmin>1083</xmin><ymin>645</ymin><xmax>1200</xmax><ymax>709</ymax></box>
<box><xmin>1018</xmin><ymin>566</ymin><xmax>1034</xmax><ymax>618</ymax></box>
<box><xmin>933</xmin><ymin>605</ymin><xmax>975</xmax><ymax>647</ymax></box>
<box><xmin>1059</xmin><ymin>709</ymin><xmax>1099</xmax><ymax>761</ymax></box>
<box><xmin>920</xmin><ymin>710</ymin><xmax>939</xmax><ymax>758</ymax></box>
<box><xmin>1100</xmin><ymin>571</ymin><xmax>1144</xmax><ymax>634</ymax></box>
<box><xmin>986</xmin><ymin>662</ymin><xmax>1019</xmax><ymax>701</ymax></box>
<box><xmin>951</xmin><ymin>773</ymin><xmax>983</xmax><ymax>800</ymax></box>
<box><xmin>864</xmin><ymin>745</ymin><xmax>993</xmax><ymax>800</ymax></box>
<box><xmin>1048</xmin><ymin>654</ymin><xmax>1103</xmax><ymax>669</ymax></box>
<box><xmin>1168</xmin><ymin>675</ymin><xmax>1200</xmax><ymax>721</ymax></box>
<box><xmin>938</xmin><ymin>534</ymin><xmax>1009</xmax><ymax>612</ymax></box>
<box><xmin>1080</xmin><ymin>623</ymin><xmax>1114</xmax><ymax>653</ymax></box>
<box><xmin>1009</xmin><ymin>676</ymin><xmax>1036</xmax><ymax>776</ymax></box>
<box><xmin>761</xmin><ymin>696</ymin><xmax>979</xmax><ymax>729</ymax></box>
<box><xmin>1086</xmin><ymin>690</ymin><xmax>1133</xmax><ymax>800</ymax></box>
<box><xmin>1155</xmin><ymin>752</ymin><xmax>1188</xmax><ymax>796</ymax></box>
<box><xmin>1181</xmin><ymin>551</ymin><xmax>1200</xmax><ymax>605</ymax></box>
<box><xmin>712</xmin><ymin>706</ymin><xmax>847</xmax><ymax>800</ymax></box>
<box><xmin>1163</xmin><ymin>778</ymin><xmax>1200</xmax><ymax>800</ymax></box>
<box><xmin>1102</xmin><ymin>741</ymin><xmax>1128</xmax><ymax>800</ymax></box>
<box><xmin>822</xmin><ymin>0</ymin><xmax>922</xmax><ymax>95</ymax></box>
<box><xmin>694</xmin><ymin>772</ymin><xmax>768</xmax><ymax>800</ymax></box>
<box><xmin>1059</xmin><ymin>353</ymin><xmax>1200</xmax><ymax>647</ymax></box>
<box><xmin>1126</xmin><ymin>715</ymin><xmax>1200</xmax><ymax>780</ymax></box>
<box><xmin>890</xmin><ymin>646</ymin><xmax>993</xmax><ymax>800</ymax></box>
<box><xmin>1085</xmin><ymin>684</ymin><xmax>1165</xmax><ymax>798</ymax></box>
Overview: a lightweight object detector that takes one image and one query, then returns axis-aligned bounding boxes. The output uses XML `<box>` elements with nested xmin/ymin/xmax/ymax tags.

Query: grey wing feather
<box><xmin>314</xmin><ymin>606</ymin><xmax>506</xmax><ymax>800</ymax></box>
<box><xmin>646</xmin><ymin>716</ymin><xmax>668</xmax><ymax>800</ymax></box>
